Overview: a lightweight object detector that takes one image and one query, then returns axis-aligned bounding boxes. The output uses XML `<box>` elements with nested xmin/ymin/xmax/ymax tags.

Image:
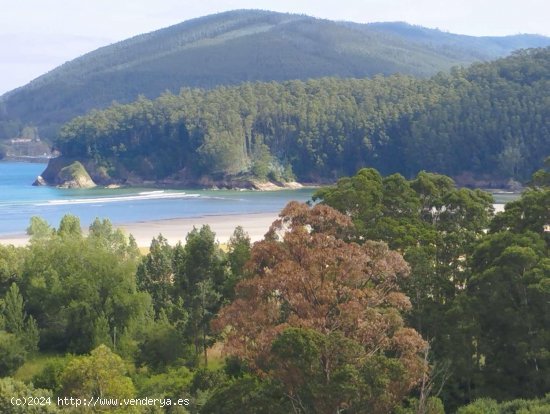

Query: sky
<box><xmin>1</xmin><ymin>0</ymin><xmax>549</xmax><ymax>95</ymax></box>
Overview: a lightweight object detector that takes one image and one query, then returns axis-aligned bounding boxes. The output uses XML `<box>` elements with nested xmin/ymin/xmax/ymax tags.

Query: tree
<box><xmin>530</xmin><ymin>155</ymin><xmax>550</xmax><ymax>187</ymax></box>
<box><xmin>136</xmin><ymin>235</ymin><xmax>175</xmax><ymax>314</ymax></box>
<box><xmin>0</xmin><ymin>332</ymin><xmax>26</xmax><ymax>376</ymax></box>
<box><xmin>0</xmin><ymin>245</ymin><xmax>23</xmax><ymax>297</ymax></box>
<box><xmin>201</xmin><ymin>377</ymin><xmax>291</xmax><ymax>414</ymax></box>
<box><xmin>225</xmin><ymin>226</ymin><xmax>251</xmax><ymax>299</ymax></box>
<box><xmin>227</xmin><ymin>226</ymin><xmax>251</xmax><ymax>278</ymax></box>
<box><xmin>57</xmin><ymin>214</ymin><xmax>82</xmax><ymax>238</ymax></box>
<box><xmin>26</xmin><ymin>217</ymin><xmax>53</xmax><ymax>239</ymax></box>
<box><xmin>191</xmin><ymin>279</ymin><xmax>221</xmax><ymax>366</ymax></box>
<box><xmin>457</xmin><ymin>395</ymin><xmax>550</xmax><ymax>413</ymax></box>
<box><xmin>2</xmin><ymin>283</ymin><xmax>39</xmax><ymax>352</ymax></box>
<box><xmin>176</xmin><ymin>226</ymin><xmax>226</xmax><ymax>295</ymax></box>
<box><xmin>92</xmin><ymin>313</ymin><xmax>113</xmax><ymax>349</ymax></box>
<box><xmin>251</xmin><ymin>142</ymin><xmax>273</xmax><ymax>180</ymax></box>
<box><xmin>267</xmin><ymin>327</ymin><xmax>430</xmax><ymax>414</ymax></box>
<box><xmin>214</xmin><ymin>202</ymin><xmax>427</xmax><ymax>412</ymax></box>
<box><xmin>456</xmin><ymin>399</ymin><xmax>500</xmax><ymax>414</ymax></box>
<box><xmin>32</xmin><ymin>357</ymin><xmax>72</xmax><ymax>396</ymax></box>
<box><xmin>21</xmin><ymin>216</ymin><xmax>150</xmax><ymax>353</ymax></box>
<box><xmin>0</xmin><ymin>378</ymin><xmax>57</xmax><ymax>414</ymax></box>
<box><xmin>490</xmin><ymin>187</ymin><xmax>550</xmax><ymax>245</ymax></box>
<box><xmin>137</xmin><ymin>366</ymin><xmax>193</xmax><ymax>410</ymax></box>
<box><xmin>137</xmin><ymin>315</ymin><xmax>190</xmax><ymax>371</ymax></box>
<box><xmin>175</xmin><ymin>226</ymin><xmax>227</xmax><ymax>364</ymax></box>
<box><xmin>312</xmin><ymin>168</ymin><xmax>384</xmax><ymax>240</ymax></box>
<box><xmin>60</xmin><ymin>345</ymin><xmax>136</xmax><ymax>403</ymax></box>
<box><xmin>463</xmin><ymin>231</ymin><xmax>550</xmax><ymax>401</ymax></box>
<box><xmin>3</xmin><ymin>283</ymin><xmax>25</xmax><ymax>335</ymax></box>
<box><xmin>88</xmin><ymin>218</ymin><xmax>140</xmax><ymax>259</ymax></box>
<box><xmin>314</xmin><ymin>169</ymin><xmax>493</xmax><ymax>344</ymax></box>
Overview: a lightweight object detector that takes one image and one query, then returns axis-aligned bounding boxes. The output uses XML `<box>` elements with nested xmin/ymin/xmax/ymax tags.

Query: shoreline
<box><xmin>0</xmin><ymin>204</ymin><xmax>507</xmax><ymax>248</ymax></box>
<box><xmin>117</xmin><ymin>212</ymin><xmax>279</xmax><ymax>246</ymax></box>
<box><xmin>0</xmin><ymin>212</ymin><xmax>280</xmax><ymax>248</ymax></box>
<box><xmin>0</xmin><ymin>157</ymin><xmax>51</xmax><ymax>164</ymax></box>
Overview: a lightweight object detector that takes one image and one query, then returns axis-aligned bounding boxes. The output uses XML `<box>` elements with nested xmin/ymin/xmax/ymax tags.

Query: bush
<box><xmin>457</xmin><ymin>398</ymin><xmax>502</xmax><ymax>414</ymax></box>
<box><xmin>32</xmin><ymin>357</ymin><xmax>72</xmax><ymax>395</ymax></box>
<box><xmin>0</xmin><ymin>331</ymin><xmax>26</xmax><ymax>376</ymax></box>
<box><xmin>137</xmin><ymin>320</ymin><xmax>189</xmax><ymax>371</ymax></box>
<box><xmin>0</xmin><ymin>377</ymin><xmax>57</xmax><ymax>413</ymax></box>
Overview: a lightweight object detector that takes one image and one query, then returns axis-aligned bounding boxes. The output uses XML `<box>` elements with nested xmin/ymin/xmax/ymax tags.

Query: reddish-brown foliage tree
<box><xmin>213</xmin><ymin>202</ymin><xmax>427</xmax><ymax>411</ymax></box>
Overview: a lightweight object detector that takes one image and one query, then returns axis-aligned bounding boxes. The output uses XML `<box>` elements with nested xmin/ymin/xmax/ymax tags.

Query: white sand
<box><xmin>0</xmin><ymin>234</ymin><xmax>29</xmax><ymax>247</ymax></box>
<box><xmin>118</xmin><ymin>212</ymin><xmax>279</xmax><ymax>246</ymax></box>
<box><xmin>1</xmin><ymin>206</ymin><xmax>505</xmax><ymax>248</ymax></box>
<box><xmin>0</xmin><ymin>212</ymin><xmax>279</xmax><ymax>248</ymax></box>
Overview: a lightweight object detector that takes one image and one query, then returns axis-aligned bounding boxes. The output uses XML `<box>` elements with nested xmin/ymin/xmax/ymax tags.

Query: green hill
<box><xmin>42</xmin><ymin>48</ymin><xmax>550</xmax><ymax>188</ymax></box>
<box><xmin>1</xmin><ymin>9</ymin><xmax>549</xmax><ymax>140</ymax></box>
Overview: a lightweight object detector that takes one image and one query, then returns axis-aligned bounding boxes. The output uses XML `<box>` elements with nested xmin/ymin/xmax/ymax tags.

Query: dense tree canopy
<box><xmin>4</xmin><ymin>10</ymin><xmax>548</xmax><ymax>143</ymax></box>
<box><xmin>17</xmin><ymin>216</ymin><xmax>148</xmax><ymax>353</ymax></box>
<box><xmin>214</xmin><ymin>202</ymin><xmax>427</xmax><ymax>413</ymax></box>
<box><xmin>0</xmin><ymin>166</ymin><xmax>549</xmax><ymax>412</ymax></box>
<box><xmin>50</xmin><ymin>48</ymin><xmax>550</xmax><ymax>184</ymax></box>
<box><xmin>465</xmin><ymin>231</ymin><xmax>550</xmax><ymax>400</ymax></box>
<box><xmin>312</xmin><ymin>167</ymin><xmax>549</xmax><ymax>409</ymax></box>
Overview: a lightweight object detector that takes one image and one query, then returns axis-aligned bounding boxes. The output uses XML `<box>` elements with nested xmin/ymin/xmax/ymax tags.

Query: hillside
<box><xmin>39</xmin><ymin>48</ymin><xmax>550</xmax><ymax>188</ymax></box>
<box><xmin>1</xmin><ymin>9</ymin><xmax>549</xmax><ymax>140</ymax></box>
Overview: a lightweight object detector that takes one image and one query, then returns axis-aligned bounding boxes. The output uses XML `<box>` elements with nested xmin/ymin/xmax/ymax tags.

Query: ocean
<box><xmin>0</xmin><ymin>162</ymin><xmax>518</xmax><ymax>236</ymax></box>
<box><xmin>0</xmin><ymin>162</ymin><xmax>314</xmax><ymax>235</ymax></box>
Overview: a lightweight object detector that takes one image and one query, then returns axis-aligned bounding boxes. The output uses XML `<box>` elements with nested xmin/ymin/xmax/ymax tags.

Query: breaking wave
<box><xmin>36</xmin><ymin>191</ymin><xmax>200</xmax><ymax>206</ymax></box>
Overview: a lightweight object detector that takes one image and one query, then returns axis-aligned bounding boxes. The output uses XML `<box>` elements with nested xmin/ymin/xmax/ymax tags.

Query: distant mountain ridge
<box><xmin>364</xmin><ymin>22</ymin><xmax>550</xmax><ymax>56</ymax></box>
<box><xmin>1</xmin><ymin>9</ymin><xmax>550</xmax><ymax>139</ymax></box>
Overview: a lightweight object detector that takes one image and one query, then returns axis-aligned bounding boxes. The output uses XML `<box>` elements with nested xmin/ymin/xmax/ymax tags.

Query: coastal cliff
<box><xmin>34</xmin><ymin>157</ymin><xmax>302</xmax><ymax>190</ymax></box>
<box><xmin>34</xmin><ymin>159</ymin><xmax>96</xmax><ymax>189</ymax></box>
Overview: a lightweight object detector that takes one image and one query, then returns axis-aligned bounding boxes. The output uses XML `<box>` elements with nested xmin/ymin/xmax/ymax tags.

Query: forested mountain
<box><xmin>42</xmin><ymin>48</ymin><xmax>550</xmax><ymax>187</ymax></box>
<box><xmin>1</xmin><ymin>9</ymin><xmax>549</xmax><ymax>139</ymax></box>
<box><xmin>365</xmin><ymin>22</ymin><xmax>550</xmax><ymax>57</ymax></box>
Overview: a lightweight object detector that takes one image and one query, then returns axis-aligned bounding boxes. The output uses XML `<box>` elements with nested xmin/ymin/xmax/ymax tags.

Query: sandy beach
<box><xmin>0</xmin><ymin>205</ymin><xmax>506</xmax><ymax>248</ymax></box>
<box><xmin>0</xmin><ymin>212</ymin><xmax>280</xmax><ymax>248</ymax></box>
<box><xmin>118</xmin><ymin>212</ymin><xmax>279</xmax><ymax>246</ymax></box>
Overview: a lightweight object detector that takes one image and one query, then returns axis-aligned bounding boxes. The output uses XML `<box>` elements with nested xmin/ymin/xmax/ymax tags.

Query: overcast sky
<box><xmin>1</xmin><ymin>0</ymin><xmax>548</xmax><ymax>95</ymax></box>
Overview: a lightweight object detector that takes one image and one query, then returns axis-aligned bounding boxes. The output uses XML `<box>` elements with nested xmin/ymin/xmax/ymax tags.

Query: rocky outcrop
<box><xmin>34</xmin><ymin>157</ymin><xmax>305</xmax><ymax>190</ymax></box>
<box><xmin>33</xmin><ymin>175</ymin><xmax>47</xmax><ymax>186</ymax></box>
<box><xmin>249</xmin><ymin>180</ymin><xmax>303</xmax><ymax>191</ymax></box>
<box><xmin>57</xmin><ymin>162</ymin><xmax>96</xmax><ymax>188</ymax></box>
<box><xmin>453</xmin><ymin>172</ymin><xmax>525</xmax><ymax>190</ymax></box>
<box><xmin>156</xmin><ymin>174</ymin><xmax>304</xmax><ymax>190</ymax></box>
<box><xmin>33</xmin><ymin>159</ymin><xmax>96</xmax><ymax>188</ymax></box>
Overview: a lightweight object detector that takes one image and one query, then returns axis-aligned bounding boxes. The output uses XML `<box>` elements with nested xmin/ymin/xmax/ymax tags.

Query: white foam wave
<box><xmin>36</xmin><ymin>191</ymin><xmax>200</xmax><ymax>206</ymax></box>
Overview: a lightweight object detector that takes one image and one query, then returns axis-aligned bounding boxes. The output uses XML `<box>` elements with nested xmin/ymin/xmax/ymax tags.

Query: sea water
<box><xmin>0</xmin><ymin>162</ymin><xmax>314</xmax><ymax>235</ymax></box>
<box><xmin>0</xmin><ymin>162</ymin><xmax>518</xmax><ymax>236</ymax></box>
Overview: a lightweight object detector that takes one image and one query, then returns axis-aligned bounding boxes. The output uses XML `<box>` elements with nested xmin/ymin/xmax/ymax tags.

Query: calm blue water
<box><xmin>0</xmin><ymin>162</ymin><xmax>314</xmax><ymax>235</ymax></box>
